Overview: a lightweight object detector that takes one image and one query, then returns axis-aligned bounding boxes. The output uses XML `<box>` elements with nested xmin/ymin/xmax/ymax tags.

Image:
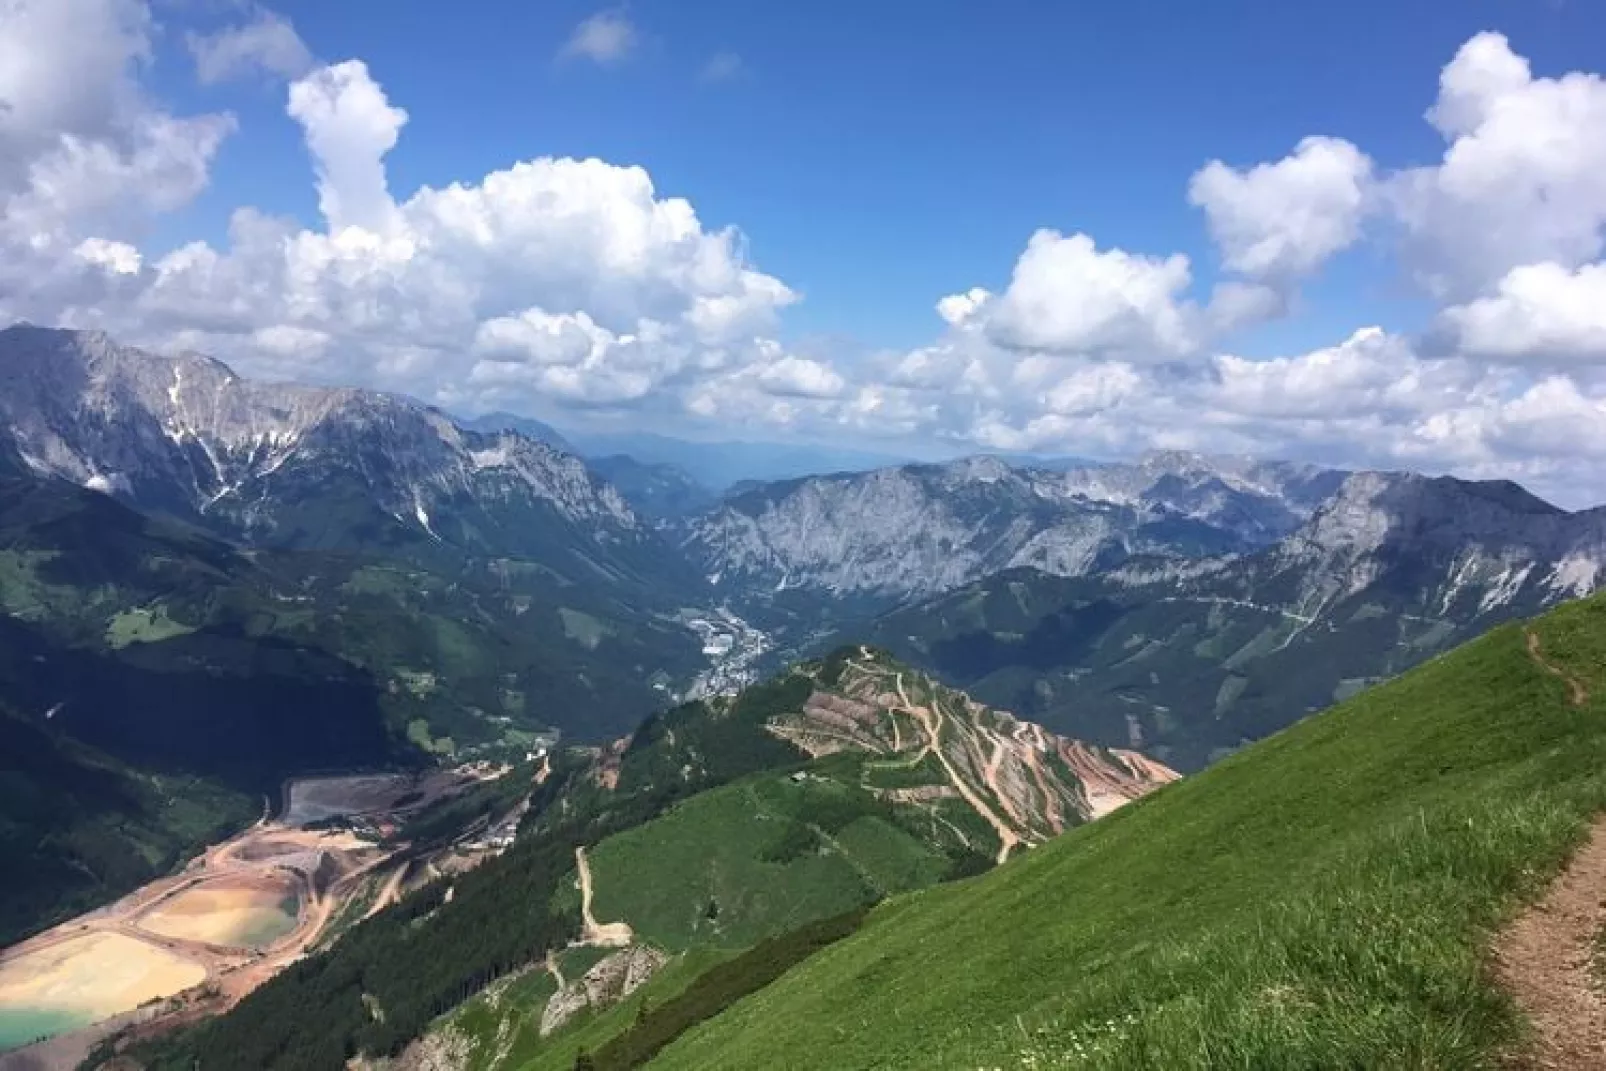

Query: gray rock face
<box><xmin>0</xmin><ymin>325</ymin><xmax>643</xmax><ymax>557</ymax></box>
<box><xmin>680</xmin><ymin>451</ymin><xmax>1347</xmax><ymax>604</ymax></box>
<box><xmin>540</xmin><ymin>945</ymin><xmax>666</xmax><ymax>1036</ymax></box>
<box><xmin>1245</xmin><ymin>470</ymin><xmax>1606</xmax><ymax>615</ymax></box>
<box><xmin>1093</xmin><ymin>469</ymin><xmax>1606</xmax><ymax>627</ymax></box>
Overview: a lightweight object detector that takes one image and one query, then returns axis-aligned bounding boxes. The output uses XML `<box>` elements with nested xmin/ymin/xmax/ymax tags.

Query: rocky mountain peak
<box><xmin>0</xmin><ymin>325</ymin><xmax>644</xmax><ymax>554</ymax></box>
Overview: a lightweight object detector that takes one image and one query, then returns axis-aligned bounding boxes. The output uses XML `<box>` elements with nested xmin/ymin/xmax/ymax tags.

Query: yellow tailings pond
<box><xmin>137</xmin><ymin>874</ymin><xmax>301</xmax><ymax>950</ymax></box>
<box><xmin>0</xmin><ymin>933</ymin><xmax>205</xmax><ymax>1051</ymax></box>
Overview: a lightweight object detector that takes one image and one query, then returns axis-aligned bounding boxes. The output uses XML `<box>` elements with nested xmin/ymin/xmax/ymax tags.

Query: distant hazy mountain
<box><xmin>586</xmin><ymin>454</ymin><xmax>715</xmax><ymax>521</ymax></box>
<box><xmin>565</xmin><ymin>429</ymin><xmax>915</xmax><ymax>490</ymax></box>
<box><xmin>866</xmin><ymin>469</ymin><xmax>1606</xmax><ymax>769</ymax></box>
<box><xmin>458</xmin><ymin>410</ymin><xmax>575</xmax><ymax>453</ymax></box>
<box><xmin>680</xmin><ymin>452</ymin><xmax>1343</xmax><ymax>629</ymax></box>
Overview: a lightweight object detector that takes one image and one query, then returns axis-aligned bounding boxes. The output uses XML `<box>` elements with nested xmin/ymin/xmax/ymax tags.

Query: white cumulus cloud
<box><xmin>1189</xmin><ymin>135</ymin><xmax>1374</xmax><ymax>281</ymax></box>
<box><xmin>982</xmin><ymin>231</ymin><xmax>1197</xmax><ymax>359</ymax></box>
<box><xmin>287</xmin><ymin>61</ymin><xmax>408</xmax><ymax>234</ymax></box>
<box><xmin>1436</xmin><ymin>261</ymin><xmax>1606</xmax><ymax>365</ymax></box>
<box><xmin>1388</xmin><ymin>32</ymin><xmax>1606</xmax><ymax>299</ymax></box>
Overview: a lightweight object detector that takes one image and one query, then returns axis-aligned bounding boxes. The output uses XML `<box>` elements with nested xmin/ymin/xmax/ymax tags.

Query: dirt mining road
<box><xmin>574</xmin><ymin>847</ymin><xmax>633</xmax><ymax>947</ymax></box>
<box><xmin>894</xmin><ymin>673</ymin><xmax>1021</xmax><ymax>865</ymax></box>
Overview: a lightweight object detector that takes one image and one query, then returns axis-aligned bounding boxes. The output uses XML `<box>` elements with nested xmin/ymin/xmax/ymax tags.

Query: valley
<box><xmin>4</xmin><ymin>6</ymin><xmax>1606</xmax><ymax>1066</ymax></box>
<box><xmin>678</xmin><ymin>607</ymin><xmax>771</xmax><ymax>699</ymax></box>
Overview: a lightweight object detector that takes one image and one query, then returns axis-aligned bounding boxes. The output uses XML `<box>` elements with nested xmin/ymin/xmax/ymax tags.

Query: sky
<box><xmin>2</xmin><ymin>1</ymin><xmax>1606</xmax><ymax>504</ymax></box>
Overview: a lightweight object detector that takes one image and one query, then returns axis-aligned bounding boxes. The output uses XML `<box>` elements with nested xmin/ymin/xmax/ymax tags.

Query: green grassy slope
<box><xmin>652</xmin><ymin>593</ymin><xmax>1606</xmax><ymax>1069</ymax></box>
<box><xmin>584</xmin><ymin>763</ymin><xmax>961</xmax><ymax>952</ymax></box>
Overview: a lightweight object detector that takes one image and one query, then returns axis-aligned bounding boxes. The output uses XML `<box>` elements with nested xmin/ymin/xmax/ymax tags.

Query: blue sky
<box><xmin>161</xmin><ymin>0</ymin><xmax>1595</xmax><ymax>356</ymax></box>
<box><xmin>4</xmin><ymin>0</ymin><xmax>1606</xmax><ymax>503</ymax></box>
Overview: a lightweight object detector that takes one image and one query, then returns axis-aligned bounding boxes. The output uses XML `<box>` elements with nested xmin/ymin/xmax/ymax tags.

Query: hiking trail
<box><xmin>1494</xmin><ymin>817</ymin><xmax>1606</xmax><ymax>1069</ymax></box>
<box><xmin>1526</xmin><ymin>629</ymin><xmax>1589</xmax><ymax>708</ymax></box>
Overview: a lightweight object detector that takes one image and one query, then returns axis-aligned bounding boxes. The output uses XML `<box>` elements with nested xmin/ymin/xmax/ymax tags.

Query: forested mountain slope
<box><xmin>121</xmin><ymin>656</ymin><xmax>1170</xmax><ymax>1070</ymax></box>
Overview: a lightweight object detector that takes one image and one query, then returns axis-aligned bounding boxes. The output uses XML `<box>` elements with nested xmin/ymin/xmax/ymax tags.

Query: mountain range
<box><xmin>4</xmin><ymin>324</ymin><xmax>1604</xmax><ymax>777</ymax></box>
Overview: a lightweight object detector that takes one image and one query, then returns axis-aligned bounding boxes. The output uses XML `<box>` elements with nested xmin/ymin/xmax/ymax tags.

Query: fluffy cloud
<box><xmin>4</xmin><ymin>47</ymin><xmax>801</xmax><ymax>416</ymax></box>
<box><xmin>0</xmin><ymin>0</ymin><xmax>232</xmax><ymax>310</ymax></box>
<box><xmin>977</xmin><ymin>231</ymin><xmax>1197</xmax><ymax>358</ymax></box>
<box><xmin>560</xmin><ymin>10</ymin><xmax>637</xmax><ymax>66</ymax></box>
<box><xmin>1189</xmin><ymin>136</ymin><xmax>1374</xmax><ymax>281</ymax></box>
<box><xmin>0</xmin><ymin>0</ymin><xmax>149</xmax><ymax>166</ymax></box>
<box><xmin>1435</xmin><ymin>261</ymin><xmax>1606</xmax><ymax>365</ymax></box>
<box><xmin>188</xmin><ymin>8</ymin><xmax>313</xmax><ymax>84</ymax></box>
<box><xmin>287</xmin><ymin>61</ymin><xmax>407</xmax><ymax>234</ymax></box>
<box><xmin>5</xmin><ymin>7</ymin><xmax>1606</xmax><ymax>506</ymax></box>
<box><xmin>75</xmin><ymin>237</ymin><xmax>142</xmax><ymax>275</ymax></box>
<box><xmin>1389</xmin><ymin>32</ymin><xmax>1606</xmax><ymax>299</ymax></box>
<box><xmin>757</xmin><ymin>355</ymin><xmax>846</xmax><ymax>398</ymax></box>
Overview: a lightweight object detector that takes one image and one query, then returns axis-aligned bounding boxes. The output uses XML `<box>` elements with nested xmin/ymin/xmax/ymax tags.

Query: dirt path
<box><xmin>895</xmin><ymin>673</ymin><xmax>1020</xmax><ymax>865</ymax></box>
<box><xmin>365</xmin><ymin>861</ymin><xmax>410</xmax><ymax>920</ymax></box>
<box><xmin>574</xmin><ymin>847</ymin><xmax>633</xmax><ymax>947</ymax></box>
<box><xmin>1527</xmin><ymin>629</ymin><xmax>1589</xmax><ymax>708</ymax></box>
<box><xmin>1495</xmin><ymin>817</ymin><xmax>1606</xmax><ymax>1069</ymax></box>
<box><xmin>544</xmin><ymin>949</ymin><xmax>565</xmax><ymax>989</ymax></box>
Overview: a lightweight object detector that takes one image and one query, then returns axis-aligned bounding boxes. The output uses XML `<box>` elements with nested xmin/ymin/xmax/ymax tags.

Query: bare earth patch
<box><xmin>1494</xmin><ymin>816</ymin><xmax>1606</xmax><ymax>1069</ymax></box>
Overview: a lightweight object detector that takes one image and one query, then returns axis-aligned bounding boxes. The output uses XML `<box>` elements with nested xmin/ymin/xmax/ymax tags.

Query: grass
<box><xmin>581</xmin><ymin>772</ymin><xmax>947</xmax><ymax>953</ymax></box>
<box><xmin>559</xmin><ymin>608</ymin><xmax>611</xmax><ymax>650</ymax></box>
<box><xmin>105</xmin><ymin>605</ymin><xmax>196</xmax><ymax>648</ymax></box>
<box><xmin>647</xmin><ymin>594</ymin><xmax>1606</xmax><ymax>1069</ymax></box>
<box><xmin>406</xmin><ymin>717</ymin><xmax>455</xmax><ymax>757</ymax></box>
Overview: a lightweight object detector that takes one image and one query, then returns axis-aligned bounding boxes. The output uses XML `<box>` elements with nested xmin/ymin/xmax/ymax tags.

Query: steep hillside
<box><xmin>0</xmin><ymin>451</ymin><xmax>697</xmax><ymax>942</ymax></box>
<box><xmin>119</xmin><ymin>658</ymin><xmax>1169</xmax><ymax>1070</ymax></box>
<box><xmin>0</xmin><ymin>460</ymin><xmax>697</xmax><ymax>754</ymax></box>
<box><xmin>645</xmin><ymin>593</ymin><xmax>1606</xmax><ymax>1070</ymax></box>
<box><xmin>871</xmin><ymin>470</ymin><xmax>1605</xmax><ymax>770</ymax></box>
<box><xmin>416</xmin><ymin>651</ymin><xmax>1173</xmax><ymax>1071</ymax></box>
